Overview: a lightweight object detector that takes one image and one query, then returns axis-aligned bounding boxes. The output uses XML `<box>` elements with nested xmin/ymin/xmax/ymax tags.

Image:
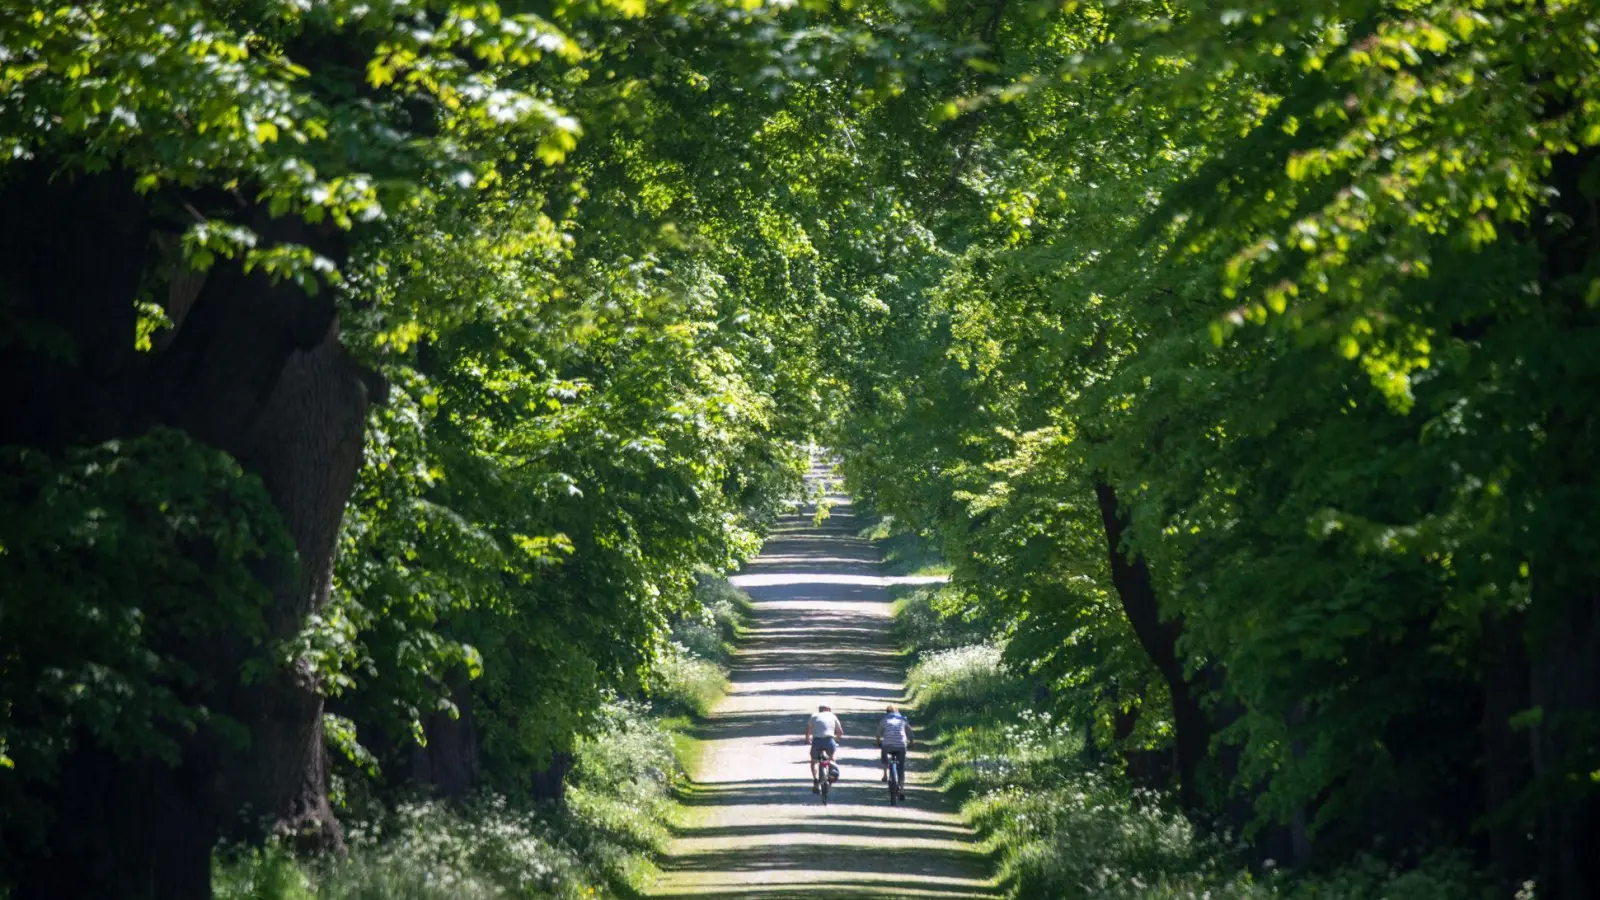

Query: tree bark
<box><xmin>530</xmin><ymin>752</ymin><xmax>574</xmax><ymax>806</ymax></box>
<box><xmin>0</xmin><ymin>164</ymin><xmax>375</xmax><ymax>895</ymax></box>
<box><xmin>1482</xmin><ymin>616</ymin><xmax>1534</xmax><ymax>889</ymax></box>
<box><xmin>413</xmin><ymin>669</ymin><xmax>481</xmax><ymax>799</ymax></box>
<box><xmin>1524</xmin><ymin>145</ymin><xmax>1600</xmax><ymax>900</ymax></box>
<box><xmin>1092</xmin><ymin>478</ymin><xmax>1210</xmax><ymax>812</ymax></box>
<box><xmin>216</xmin><ymin>320</ymin><xmax>368</xmax><ymax>850</ymax></box>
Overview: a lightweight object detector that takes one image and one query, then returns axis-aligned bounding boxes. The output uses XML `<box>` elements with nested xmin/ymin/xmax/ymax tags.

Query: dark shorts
<box><xmin>810</xmin><ymin>736</ymin><xmax>838</xmax><ymax>759</ymax></box>
<box><xmin>881</xmin><ymin>746</ymin><xmax>907</xmax><ymax>765</ymax></box>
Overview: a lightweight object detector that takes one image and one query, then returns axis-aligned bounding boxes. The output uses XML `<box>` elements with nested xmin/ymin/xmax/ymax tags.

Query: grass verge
<box><xmin>214</xmin><ymin>578</ymin><xmax>756</xmax><ymax>900</ymax></box>
<box><xmin>901</xmin><ymin>603</ymin><xmax>1495</xmax><ymax>899</ymax></box>
<box><xmin>214</xmin><ymin>701</ymin><xmax>681</xmax><ymax>900</ymax></box>
<box><xmin>861</xmin><ymin>515</ymin><xmax>952</xmax><ymax>577</ymax></box>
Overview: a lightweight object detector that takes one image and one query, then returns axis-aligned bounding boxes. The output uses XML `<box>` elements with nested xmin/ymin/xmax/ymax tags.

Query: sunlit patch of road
<box><xmin>650</xmin><ymin>500</ymin><xmax>998</xmax><ymax>900</ymax></box>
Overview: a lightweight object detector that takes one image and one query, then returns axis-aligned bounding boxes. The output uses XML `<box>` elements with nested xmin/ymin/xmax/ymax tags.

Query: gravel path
<box><xmin>650</xmin><ymin>500</ymin><xmax>999</xmax><ymax>900</ymax></box>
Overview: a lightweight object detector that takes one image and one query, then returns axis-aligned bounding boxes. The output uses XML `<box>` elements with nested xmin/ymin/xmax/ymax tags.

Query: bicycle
<box><xmin>810</xmin><ymin>741</ymin><xmax>839</xmax><ymax>804</ymax></box>
<box><xmin>812</xmin><ymin>752</ymin><xmax>838</xmax><ymax>800</ymax></box>
<box><xmin>884</xmin><ymin>747</ymin><xmax>906</xmax><ymax>804</ymax></box>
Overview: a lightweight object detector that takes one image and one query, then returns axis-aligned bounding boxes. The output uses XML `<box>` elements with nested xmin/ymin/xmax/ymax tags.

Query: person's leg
<box><xmin>880</xmin><ymin>747</ymin><xmax>888</xmax><ymax>781</ymax></box>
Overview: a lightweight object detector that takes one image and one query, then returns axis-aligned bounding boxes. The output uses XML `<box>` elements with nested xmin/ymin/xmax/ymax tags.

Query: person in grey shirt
<box><xmin>805</xmin><ymin>704</ymin><xmax>844</xmax><ymax>793</ymax></box>
<box><xmin>876</xmin><ymin>705</ymin><xmax>913</xmax><ymax>786</ymax></box>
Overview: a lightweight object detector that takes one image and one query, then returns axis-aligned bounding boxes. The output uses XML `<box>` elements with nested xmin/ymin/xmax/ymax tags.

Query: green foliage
<box><xmin>7</xmin><ymin>0</ymin><xmax>1599</xmax><ymax>891</ymax></box>
<box><xmin>0</xmin><ymin>429</ymin><xmax>290</xmax><ymax>828</ymax></box>
<box><xmin>894</xmin><ymin>585</ymin><xmax>995</xmax><ymax>656</ymax></box>
<box><xmin>874</xmin><ymin>526</ymin><xmax>953</xmax><ymax>578</ymax></box>
<box><xmin>646</xmin><ymin>646</ymin><xmax>726</xmax><ymax>720</ymax></box>
<box><xmin>1</xmin><ymin>0</ymin><xmax>587</xmax><ymax>286</ymax></box>
<box><xmin>649</xmin><ymin>576</ymin><xmax>755</xmax><ymax>717</ymax></box>
<box><xmin>824</xmin><ymin>0</ymin><xmax>1600</xmax><ymax>884</ymax></box>
<box><xmin>215</xmin><ymin>700</ymin><xmax>681</xmax><ymax>900</ymax></box>
<box><xmin>904</xmin><ymin>605</ymin><xmax>1492</xmax><ymax>900</ymax></box>
<box><xmin>671</xmin><ymin>576</ymin><xmax>752</xmax><ymax>668</ymax></box>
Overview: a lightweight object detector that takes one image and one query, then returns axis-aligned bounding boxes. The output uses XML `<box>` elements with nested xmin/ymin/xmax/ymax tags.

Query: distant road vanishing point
<box><xmin>650</xmin><ymin>490</ymin><xmax>999</xmax><ymax>900</ymax></box>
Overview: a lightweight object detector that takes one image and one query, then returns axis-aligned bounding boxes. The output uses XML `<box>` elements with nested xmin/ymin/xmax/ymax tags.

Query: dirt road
<box><xmin>650</xmin><ymin>500</ymin><xmax>999</xmax><ymax>900</ymax></box>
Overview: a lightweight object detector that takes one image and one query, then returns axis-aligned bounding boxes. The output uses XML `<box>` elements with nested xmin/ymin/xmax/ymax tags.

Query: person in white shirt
<box><xmin>805</xmin><ymin>704</ymin><xmax>845</xmax><ymax>793</ymax></box>
<box><xmin>876</xmin><ymin>705</ymin><xmax>913</xmax><ymax>789</ymax></box>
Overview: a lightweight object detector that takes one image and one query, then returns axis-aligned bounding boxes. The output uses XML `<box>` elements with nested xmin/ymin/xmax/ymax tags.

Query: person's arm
<box><xmin>805</xmin><ymin>719</ymin><xmax>814</xmax><ymax>742</ymax></box>
<box><xmin>834</xmin><ymin>717</ymin><xmax>845</xmax><ymax>739</ymax></box>
<box><xmin>906</xmin><ymin>721</ymin><xmax>914</xmax><ymax>747</ymax></box>
<box><xmin>876</xmin><ymin>718</ymin><xmax>886</xmax><ymax>741</ymax></box>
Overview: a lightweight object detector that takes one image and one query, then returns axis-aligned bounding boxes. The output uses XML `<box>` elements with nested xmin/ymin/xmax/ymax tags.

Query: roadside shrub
<box><xmin>1279</xmin><ymin>854</ymin><xmax>1493</xmax><ymax>900</ymax></box>
<box><xmin>671</xmin><ymin>576</ymin><xmax>749</xmax><ymax>666</ymax></box>
<box><xmin>907</xmin><ymin>643</ymin><xmax>1024</xmax><ymax>720</ymax></box>
<box><xmin>214</xmin><ymin>800</ymin><xmax>588</xmax><ymax>900</ymax></box>
<box><xmin>861</xmin><ymin>515</ymin><xmax>950</xmax><ymax>576</ymax></box>
<box><xmin>214</xmin><ymin>702</ymin><xmax>682</xmax><ymax>900</ymax></box>
<box><xmin>561</xmin><ymin>700</ymin><xmax>682</xmax><ymax>891</ymax></box>
<box><xmin>895</xmin><ymin>584</ymin><xmax>993</xmax><ymax>656</ymax></box>
<box><xmin>648</xmin><ymin>643</ymin><xmax>725</xmax><ymax>718</ymax></box>
<box><xmin>901</xmin><ymin>596</ymin><xmax>1491</xmax><ymax>900</ymax></box>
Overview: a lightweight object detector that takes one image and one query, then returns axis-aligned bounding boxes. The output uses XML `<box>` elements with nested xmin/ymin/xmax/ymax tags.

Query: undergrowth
<box><xmin>215</xmin><ymin>701</ymin><xmax>676</xmax><ymax>899</ymax></box>
<box><xmin>215</xmin><ymin>578</ymin><xmax>752</xmax><ymax>900</ymax></box>
<box><xmin>893</xmin><ymin>584</ymin><xmax>996</xmax><ymax>655</ymax></box>
<box><xmin>654</xmin><ymin>576</ymin><xmax>753</xmax><ymax>717</ymax></box>
<box><xmin>861</xmin><ymin>515</ymin><xmax>951</xmax><ymax>576</ymax></box>
<box><xmin>670</xmin><ymin>575</ymin><xmax>750</xmax><ymax>668</ymax></box>
<box><xmin>904</xmin><ymin>613</ymin><xmax>1496</xmax><ymax>900</ymax></box>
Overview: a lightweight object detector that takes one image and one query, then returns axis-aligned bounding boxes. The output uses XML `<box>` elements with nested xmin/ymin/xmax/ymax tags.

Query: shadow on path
<box><xmin>650</xmin><ymin>498</ymin><xmax>998</xmax><ymax>900</ymax></box>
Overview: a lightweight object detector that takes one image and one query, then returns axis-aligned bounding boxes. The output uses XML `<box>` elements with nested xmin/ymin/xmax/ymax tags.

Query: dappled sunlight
<box><xmin>653</xmin><ymin>504</ymin><xmax>999</xmax><ymax>898</ymax></box>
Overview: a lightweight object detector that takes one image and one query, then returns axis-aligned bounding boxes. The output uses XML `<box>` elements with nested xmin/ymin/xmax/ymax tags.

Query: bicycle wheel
<box><xmin>820</xmin><ymin>760</ymin><xmax>830</xmax><ymax>805</ymax></box>
<box><xmin>887</xmin><ymin>758</ymin><xmax>898</xmax><ymax>805</ymax></box>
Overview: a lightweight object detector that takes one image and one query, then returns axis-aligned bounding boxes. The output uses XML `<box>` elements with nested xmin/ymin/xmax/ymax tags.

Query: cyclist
<box><xmin>876</xmin><ymin>705</ymin><xmax>913</xmax><ymax>791</ymax></box>
<box><xmin>805</xmin><ymin>703</ymin><xmax>845</xmax><ymax>793</ymax></box>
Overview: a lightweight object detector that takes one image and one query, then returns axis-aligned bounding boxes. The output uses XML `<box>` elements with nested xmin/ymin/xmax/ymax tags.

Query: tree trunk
<box><xmin>216</xmin><ymin>321</ymin><xmax>369</xmax><ymax>850</ymax></box>
<box><xmin>413</xmin><ymin>670</ymin><xmax>481</xmax><ymax>799</ymax></box>
<box><xmin>1523</xmin><ymin>144</ymin><xmax>1600</xmax><ymax>900</ymax></box>
<box><xmin>1482</xmin><ymin>616</ymin><xmax>1534</xmax><ymax>889</ymax></box>
<box><xmin>0</xmin><ymin>164</ymin><xmax>376</xmax><ymax>895</ymax></box>
<box><xmin>530</xmin><ymin>752</ymin><xmax>574</xmax><ymax>806</ymax></box>
<box><xmin>1093</xmin><ymin>478</ymin><xmax>1210</xmax><ymax>811</ymax></box>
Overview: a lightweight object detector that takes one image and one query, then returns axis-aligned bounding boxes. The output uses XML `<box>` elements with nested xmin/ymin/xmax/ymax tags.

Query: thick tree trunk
<box><xmin>0</xmin><ymin>165</ymin><xmax>375</xmax><ymax>895</ymax></box>
<box><xmin>413</xmin><ymin>670</ymin><xmax>481</xmax><ymax>799</ymax></box>
<box><xmin>1092</xmin><ymin>478</ymin><xmax>1210</xmax><ymax>811</ymax></box>
<box><xmin>1523</xmin><ymin>145</ymin><xmax>1600</xmax><ymax>900</ymax></box>
<box><xmin>217</xmin><ymin>323</ymin><xmax>369</xmax><ymax>849</ymax></box>
<box><xmin>530</xmin><ymin>752</ymin><xmax>574</xmax><ymax>806</ymax></box>
<box><xmin>1482</xmin><ymin>617</ymin><xmax>1534</xmax><ymax>888</ymax></box>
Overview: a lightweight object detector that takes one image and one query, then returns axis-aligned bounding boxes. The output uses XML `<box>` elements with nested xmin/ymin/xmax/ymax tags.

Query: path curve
<box><xmin>651</xmin><ymin>496</ymin><xmax>999</xmax><ymax>900</ymax></box>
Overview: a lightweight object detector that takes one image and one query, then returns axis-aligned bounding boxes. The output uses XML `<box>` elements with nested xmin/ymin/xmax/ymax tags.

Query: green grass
<box><xmin>901</xmin><ymin>612</ymin><xmax>1494</xmax><ymax>900</ymax></box>
<box><xmin>861</xmin><ymin>516</ymin><xmax>953</xmax><ymax>576</ymax></box>
<box><xmin>215</xmin><ymin>701</ymin><xmax>679</xmax><ymax>899</ymax></box>
<box><xmin>214</xmin><ymin>578</ymin><xmax>759</xmax><ymax>900</ymax></box>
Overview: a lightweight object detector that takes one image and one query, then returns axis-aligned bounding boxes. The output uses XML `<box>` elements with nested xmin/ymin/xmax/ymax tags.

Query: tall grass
<box><xmin>214</xmin><ymin>576</ymin><xmax>752</xmax><ymax>900</ymax></box>
<box><xmin>861</xmin><ymin>515</ymin><xmax>951</xmax><ymax>576</ymax></box>
<box><xmin>216</xmin><ymin>700</ymin><xmax>682</xmax><ymax>899</ymax></box>
<box><xmin>894</xmin><ymin>584</ymin><xmax>998</xmax><ymax>656</ymax></box>
<box><xmin>903</xmin><ymin>612</ymin><xmax>1494</xmax><ymax>900</ymax></box>
<box><xmin>652</xmin><ymin>576</ymin><xmax>753</xmax><ymax>717</ymax></box>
